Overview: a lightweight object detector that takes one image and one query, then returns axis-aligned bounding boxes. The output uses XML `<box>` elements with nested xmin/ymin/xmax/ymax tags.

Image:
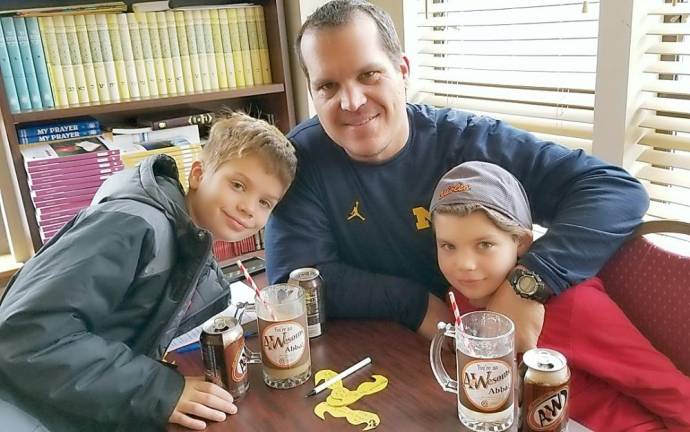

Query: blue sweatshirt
<box><xmin>266</xmin><ymin>104</ymin><xmax>649</xmax><ymax>330</ymax></box>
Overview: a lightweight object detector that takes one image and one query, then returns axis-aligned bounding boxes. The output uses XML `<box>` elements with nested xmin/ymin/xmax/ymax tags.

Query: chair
<box><xmin>597</xmin><ymin>220</ymin><xmax>690</xmax><ymax>377</ymax></box>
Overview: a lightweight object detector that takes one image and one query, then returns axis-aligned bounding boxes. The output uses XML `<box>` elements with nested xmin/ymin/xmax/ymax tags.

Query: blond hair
<box><xmin>432</xmin><ymin>203</ymin><xmax>531</xmax><ymax>239</ymax></box>
<box><xmin>201</xmin><ymin>112</ymin><xmax>297</xmax><ymax>188</ymax></box>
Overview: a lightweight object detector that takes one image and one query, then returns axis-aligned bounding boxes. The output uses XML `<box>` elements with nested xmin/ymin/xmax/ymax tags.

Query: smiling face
<box><xmin>435</xmin><ymin>211</ymin><xmax>529</xmax><ymax>307</ymax></box>
<box><xmin>300</xmin><ymin>12</ymin><xmax>410</xmax><ymax>163</ymax></box>
<box><xmin>186</xmin><ymin>154</ymin><xmax>286</xmax><ymax>242</ymax></box>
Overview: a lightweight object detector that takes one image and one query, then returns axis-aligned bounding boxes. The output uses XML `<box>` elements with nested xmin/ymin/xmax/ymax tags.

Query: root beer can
<box><xmin>288</xmin><ymin>268</ymin><xmax>326</xmax><ymax>338</ymax></box>
<box><xmin>521</xmin><ymin>348</ymin><xmax>570</xmax><ymax>432</ymax></box>
<box><xmin>200</xmin><ymin>316</ymin><xmax>248</xmax><ymax>399</ymax></box>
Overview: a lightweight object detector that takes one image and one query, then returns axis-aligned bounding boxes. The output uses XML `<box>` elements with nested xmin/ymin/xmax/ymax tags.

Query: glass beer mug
<box><xmin>430</xmin><ymin>311</ymin><xmax>516</xmax><ymax>432</ymax></box>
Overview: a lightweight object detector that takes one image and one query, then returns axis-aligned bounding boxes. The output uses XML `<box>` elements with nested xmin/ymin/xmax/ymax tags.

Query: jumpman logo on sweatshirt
<box><xmin>347</xmin><ymin>201</ymin><xmax>366</xmax><ymax>221</ymax></box>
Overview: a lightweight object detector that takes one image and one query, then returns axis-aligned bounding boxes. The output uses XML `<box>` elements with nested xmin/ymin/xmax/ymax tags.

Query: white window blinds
<box><xmin>637</xmin><ymin>1</ymin><xmax>690</xmax><ymax>223</ymax></box>
<box><xmin>412</xmin><ymin>0</ymin><xmax>599</xmax><ymax>152</ymax></box>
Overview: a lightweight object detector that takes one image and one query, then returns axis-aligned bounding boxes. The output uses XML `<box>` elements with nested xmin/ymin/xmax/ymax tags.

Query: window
<box><xmin>410</xmin><ymin>0</ymin><xmax>690</xmax><ymax>234</ymax></box>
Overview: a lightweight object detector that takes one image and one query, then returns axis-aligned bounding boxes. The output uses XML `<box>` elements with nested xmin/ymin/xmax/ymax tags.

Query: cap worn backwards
<box><xmin>429</xmin><ymin>161</ymin><xmax>532</xmax><ymax>230</ymax></box>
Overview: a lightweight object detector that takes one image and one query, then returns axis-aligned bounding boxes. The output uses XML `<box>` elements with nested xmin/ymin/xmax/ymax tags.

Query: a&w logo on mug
<box><xmin>461</xmin><ymin>359</ymin><xmax>512</xmax><ymax>411</ymax></box>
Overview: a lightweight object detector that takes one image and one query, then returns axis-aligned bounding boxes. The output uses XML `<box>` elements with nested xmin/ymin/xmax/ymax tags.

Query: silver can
<box><xmin>288</xmin><ymin>268</ymin><xmax>326</xmax><ymax>338</ymax></box>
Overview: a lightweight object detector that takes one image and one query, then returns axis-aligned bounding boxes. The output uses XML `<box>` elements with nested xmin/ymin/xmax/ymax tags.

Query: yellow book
<box><xmin>96</xmin><ymin>14</ymin><xmax>120</xmax><ymax>101</ymax></box>
<box><xmin>173</xmin><ymin>11</ymin><xmax>195</xmax><ymax>93</ymax></box>
<box><xmin>73</xmin><ymin>15</ymin><xmax>99</xmax><ymax>102</ymax></box>
<box><xmin>145</xmin><ymin>12</ymin><xmax>168</xmax><ymax>96</ymax></box>
<box><xmin>106</xmin><ymin>14</ymin><xmax>130</xmax><ymax>100</ymax></box>
<box><xmin>85</xmin><ymin>14</ymin><xmax>110</xmax><ymax>102</ymax></box>
<box><xmin>254</xmin><ymin>6</ymin><xmax>272</xmax><ymax>84</ymax></box>
<box><xmin>245</xmin><ymin>6</ymin><xmax>262</xmax><ymax>85</ymax></box>
<box><xmin>227</xmin><ymin>8</ymin><xmax>245</xmax><ymax>87</ymax></box>
<box><xmin>38</xmin><ymin>16</ymin><xmax>68</xmax><ymax>106</ymax></box>
<box><xmin>63</xmin><ymin>15</ymin><xmax>89</xmax><ymax>103</ymax></box>
<box><xmin>52</xmin><ymin>16</ymin><xmax>79</xmax><ymax>105</ymax></box>
<box><xmin>126</xmin><ymin>13</ymin><xmax>150</xmax><ymax>97</ymax></box>
<box><xmin>136</xmin><ymin>12</ymin><xmax>159</xmax><ymax>96</ymax></box>
<box><xmin>116</xmin><ymin>13</ymin><xmax>140</xmax><ymax>98</ymax></box>
<box><xmin>164</xmin><ymin>11</ymin><xmax>185</xmax><ymax>94</ymax></box>
<box><xmin>182</xmin><ymin>11</ymin><xmax>203</xmax><ymax>92</ymax></box>
<box><xmin>155</xmin><ymin>11</ymin><xmax>177</xmax><ymax>94</ymax></box>
<box><xmin>191</xmin><ymin>10</ymin><xmax>210</xmax><ymax>91</ymax></box>
<box><xmin>208</xmin><ymin>10</ymin><xmax>227</xmax><ymax>89</ymax></box>
<box><xmin>217</xmin><ymin>7</ymin><xmax>236</xmax><ymax>88</ymax></box>
<box><xmin>235</xmin><ymin>7</ymin><xmax>253</xmax><ymax>87</ymax></box>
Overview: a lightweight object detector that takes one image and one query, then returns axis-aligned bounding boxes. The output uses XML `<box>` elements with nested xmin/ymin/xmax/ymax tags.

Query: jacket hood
<box><xmin>92</xmin><ymin>155</ymin><xmax>190</xmax><ymax>229</ymax></box>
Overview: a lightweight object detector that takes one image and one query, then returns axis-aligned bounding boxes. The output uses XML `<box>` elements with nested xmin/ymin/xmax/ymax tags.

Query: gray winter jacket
<box><xmin>0</xmin><ymin>155</ymin><xmax>231</xmax><ymax>431</ymax></box>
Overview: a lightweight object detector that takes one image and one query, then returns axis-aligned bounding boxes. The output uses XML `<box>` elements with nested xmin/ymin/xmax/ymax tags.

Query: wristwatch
<box><xmin>508</xmin><ymin>268</ymin><xmax>551</xmax><ymax>304</ymax></box>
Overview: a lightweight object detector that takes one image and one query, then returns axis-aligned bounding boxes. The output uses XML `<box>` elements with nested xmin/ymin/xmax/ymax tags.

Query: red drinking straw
<box><xmin>448</xmin><ymin>290</ymin><xmax>461</xmax><ymax>327</ymax></box>
<box><xmin>237</xmin><ymin>259</ymin><xmax>275</xmax><ymax>320</ymax></box>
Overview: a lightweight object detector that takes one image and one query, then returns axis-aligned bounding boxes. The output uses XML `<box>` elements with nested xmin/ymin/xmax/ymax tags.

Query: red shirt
<box><xmin>453</xmin><ymin>278</ymin><xmax>690</xmax><ymax>432</ymax></box>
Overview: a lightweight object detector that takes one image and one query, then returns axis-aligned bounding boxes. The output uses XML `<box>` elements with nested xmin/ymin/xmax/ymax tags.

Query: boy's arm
<box><xmin>265</xmin><ymin>173</ymin><xmax>431</xmax><ymax>330</ymax></box>
<box><xmin>569</xmin><ymin>284</ymin><xmax>690</xmax><ymax>428</ymax></box>
<box><xmin>0</xmin><ymin>210</ymin><xmax>183</xmax><ymax>428</ymax></box>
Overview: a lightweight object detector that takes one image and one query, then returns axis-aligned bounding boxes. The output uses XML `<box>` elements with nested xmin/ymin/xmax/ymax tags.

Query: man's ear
<box><xmin>516</xmin><ymin>230</ymin><xmax>534</xmax><ymax>257</ymax></box>
<box><xmin>188</xmin><ymin>160</ymin><xmax>204</xmax><ymax>191</ymax></box>
<box><xmin>400</xmin><ymin>54</ymin><xmax>410</xmax><ymax>81</ymax></box>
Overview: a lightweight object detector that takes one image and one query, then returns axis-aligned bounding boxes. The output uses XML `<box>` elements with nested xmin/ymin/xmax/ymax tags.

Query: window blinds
<box><xmin>413</xmin><ymin>0</ymin><xmax>599</xmax><ymax>152</ymax></box>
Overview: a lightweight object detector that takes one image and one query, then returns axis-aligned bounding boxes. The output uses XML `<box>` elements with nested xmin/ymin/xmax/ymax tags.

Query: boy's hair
<box><xmin>432</xmin><ymin>203</ymin><xmax>531</xmax><ymax>239</ymax></box>
<box><xmin>201</xmin><ymin>112</ymin><xmax>297</xmax><ymax>188</ymax></box>
<box><xmin>295</xmin><ymin>0</ymin><xmax>402</xmax><ymax>80</ymax></box>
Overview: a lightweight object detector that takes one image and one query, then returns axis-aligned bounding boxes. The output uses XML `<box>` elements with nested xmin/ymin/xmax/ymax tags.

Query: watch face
<box><xmin>517</xmin><ymin>275</ymin><xmax>538</xmax><ymax>295</ymax></box>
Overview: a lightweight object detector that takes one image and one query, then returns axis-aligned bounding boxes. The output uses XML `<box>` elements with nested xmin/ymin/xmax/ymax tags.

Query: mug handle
<box><xmin>429</xmin><ymin>321</ymin><xmax>458</xmax><ymax>394</ymax></box>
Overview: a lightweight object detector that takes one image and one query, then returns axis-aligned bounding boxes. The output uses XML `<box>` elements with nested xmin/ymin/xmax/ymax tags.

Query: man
<box><xmin>265</xmin><ymin>0</ymin><xmax>648</xmax><ymax>352</ymax></box>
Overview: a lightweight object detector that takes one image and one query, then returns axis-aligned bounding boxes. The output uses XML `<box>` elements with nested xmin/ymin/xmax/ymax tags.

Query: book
<box><xmin>26</xmin><ymin>16</ymin><xmax>54</xmax><ymax>109</ymax></box>
<box><xmin>27</xmin><ymin>156</ymin><xmax>121</xmax><ymax>176</ymax></box>
<box><xmin>3</xmin><ymin>2</ymin><xmax>127</xmax><ymax>17</ymax></box>
<box><xmin>29</xmin><ymin>167</ymin><xmax>122</xmax><ymax>188</ymax></box>
<box><xmin>226</xmin><ymin>7</ymin><xmax>245</xmax><ymax>87</ymax></box>
<box><xmin>21</xmin><ymin>136</ymin><xmax>118</xmax><ymax>168</ymax></box>
<box><xmin>52</xmin><ymin>16</ymin><xmax>79</xmax><ymax>105</ymax></box>
<box><xmin>106</xmin><ymin>13</ymin><xmax>130</xmax><ymax>100</ymax></box>
<box><xmin>244</xmin><ymin>6</ymin><xmax>262</xmax><ymax>85</ymax></box>
<box><xmin>164</xmin><ymin>11</ymin><xmax>185</xmax><ymax>93</ymax></box>
<box><xmin>0</xmin><ymin>19</ymin><xmax>20</xmax><ymax>112</ymax></box>
<box><xmin>136</xmin><ymin>12</ymin><xmax>159</xmax><ymax>96</ymax></box>
<box><xmin>173</xmin><ymin>10</ymin><xmax>196</xmax><ymax>92</ymax></box>
<box><xmin>37</xmin><ymin>16</ymin><xmax>67</xmax><ymax>107</ymax></box>
<box><xmin>63</xmin><ymin>15</ymin><xmax>90</xmax><ymax>104</ymax></box>
<box><xmin>146</xmin><ymin>11</ymin><xmax>168</xmax><ymax>96</ymax></box>
<box><xmin>155</xmin><ymin>11</ymin><xmax>178</xmax><ymax>94</ymax></box>
<box><xmin>32</xmin><ymin>185</ymin><xmax>101</xmax><ymax>206</ymax></box>
<box><xmin>235</xmin><ymin>7</ymin><xmax>253</xmax><ymax>87</ymax></box>
<box><xmin>137</xmin><ymin>110</ymin><xmax>214</xmax><ymax>130</ymax></box>
<box><xmin>132</xmin><ymin>1</ymin><xmax>170</xmax><ymax>13</ymax></box>
<box><xmin>13</xmin><ymin>17</ymin><xmax>42</xmax><ymax>109</ymax></box>
<box><xmin>18</xmin><ymin>118</ymin><xmax>100</xmax><ymax>138</ymax></box>
<box><xmin>126</xmin><ymin>13</ymin><xmax>150</xmax><ymax>98</ymax></box>
<box><xmin>35</xmin><ymin>197</ymin><xmax>93</xmax><ymax>214</ymax></box>
<box><xmin>106</xmin><ymin>125</ymin><xmax>199</xmax><ymax>149</ymax></box>
<box><xmin>217</xmin><ymin>7</ymin><xmax>236</xmax><ymax>88</ymax></box>
<box><xmin>208</xmin><ymin>9</ymin><xmax>227</xmax><ymax>88</ymax></box>
<box><xmin>116</xmin><ymin>13</ymin><xmax>140</xmax><ymax>99</ymax></box>
<box><xmin>191</xmin><ymin>10</ymin><xmax>210</xmax><ymax>90</ymax></box>
<box><xmin>200</xmin><ymin>9</ymin><xmax>219</xmax><ymax>89</ymax></box>
<box><xmin>74</xmin><ymin>14</ymin><xmax>100</xmax><ymax>103</ymax></box>
<box><xmin>28</xmin><ymin>161</ymin><xmax>123</xmax><ymax>181</ymax></box>
<box><xmin>20</xmin><ymin>129</ymin><xmax>101</xmax><ymax>144</ymax></box>
<box><xmin>95</xmin><ymin>14</ymin><xmax>120</xmax><ymax>101</ymax></box>
<box><xmin>254</xmin><ymin>5</ymin><xmax>271</xmax><ymax>84</ymax></box>
<box><xmin>31</xmin><ymin>175</ymin><xmax>110</xmax><ymax>196</ymax></box>
<box><xmin>1</xmin><ymin>17</ymin><xmax>31</xmax><ymax>110</ymax></box>
<box><xmin>181</xmin><ymin>10</ymin><xmax>203</xmax><ymax>91</ymax></box>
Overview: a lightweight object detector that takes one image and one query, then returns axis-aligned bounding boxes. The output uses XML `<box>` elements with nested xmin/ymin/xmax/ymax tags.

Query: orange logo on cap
<box><xmin>439</xmin><ymin>183</ymin><xmax>471</xmax><ymax>198</ymax></box>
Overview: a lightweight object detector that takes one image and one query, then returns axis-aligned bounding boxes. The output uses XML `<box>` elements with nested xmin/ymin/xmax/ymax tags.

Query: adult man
<box><xmin>266</xmin><ymin>0</ymin><xmax>648</xmax><ymax>351</ymax></box>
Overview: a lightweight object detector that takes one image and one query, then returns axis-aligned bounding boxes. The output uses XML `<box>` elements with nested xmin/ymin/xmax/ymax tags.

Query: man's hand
<box><xmin>418</xmin><ymin>293</ymin><xmax>452</xmax><ymax>340</ymax></box>
<box><xmin>168</xmin><ymin>376</ymin><xmax>238</xmax><ymax>430</ymax></box>
<box><xmin>486</xmin><ymin>279</ymin><xmax>545</xmax><ymax>354</ymax></box>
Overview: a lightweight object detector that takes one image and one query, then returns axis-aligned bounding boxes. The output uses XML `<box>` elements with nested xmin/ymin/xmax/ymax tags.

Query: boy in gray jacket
<box><xmin>0</xmin><ymin>112</ymin><xmax>297</xmax><ymax>432</ymax></box>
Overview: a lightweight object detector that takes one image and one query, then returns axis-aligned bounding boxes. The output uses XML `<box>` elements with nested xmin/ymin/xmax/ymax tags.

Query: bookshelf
<box><xmin>0</xmin><ymin>0</ymin><xmax>295</xmax><ymax>252</ymax></box>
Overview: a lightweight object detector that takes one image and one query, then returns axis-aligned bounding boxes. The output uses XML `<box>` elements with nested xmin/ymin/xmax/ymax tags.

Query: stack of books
<box><xmin>212</xmin><ymin>230</ymin><xmax>264</xmax><ymax>261</ymax></box>
<box><xmin>0</xmin><ymin>2</ymin><xmax>272</xmax><ymax>112</ymax></box>
<box><xmin>17</xmin><ymin>117</ymin><xmax>101</xmax><ymax>144</ymax></box>
<box><xmin>20</xmin><ymin>136</ymin><xmax>123</xmax><ymax>241</ymax></box>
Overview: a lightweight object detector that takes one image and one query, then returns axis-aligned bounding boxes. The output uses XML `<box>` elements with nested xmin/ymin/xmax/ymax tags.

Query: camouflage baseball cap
<box><xmin>429</xmin><ymin>161</ymin><xmax>532</xmax><ymax>229</ymax></box>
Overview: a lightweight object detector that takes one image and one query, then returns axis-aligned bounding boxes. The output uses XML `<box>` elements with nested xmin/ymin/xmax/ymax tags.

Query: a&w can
<box><xmin>521</xmin><ymin>348</ymin><xmax>570</xmax><ymax>432</ymax></box>
<box><xmin>288</xmin><ymin>268</ymin><xmax>326</xmax><ymax>338</ymax></box>
<box><xmin>201</xmin><ymin>316</ymin><xmax>248</xmax><ymax>399</ymax></box>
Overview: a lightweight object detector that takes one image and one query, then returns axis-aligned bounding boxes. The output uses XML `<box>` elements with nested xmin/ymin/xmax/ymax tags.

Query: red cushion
<box><xmin>598</xmin><ymin>236</ymin><xmax>690</xmax><ymax>377</ymax></box>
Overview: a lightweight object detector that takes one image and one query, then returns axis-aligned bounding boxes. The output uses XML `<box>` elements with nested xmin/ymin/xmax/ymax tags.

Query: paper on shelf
<box><xmin>167</xmin><ymin>281</ymin><xmax>256</xmax><ymax>352</ymax></box>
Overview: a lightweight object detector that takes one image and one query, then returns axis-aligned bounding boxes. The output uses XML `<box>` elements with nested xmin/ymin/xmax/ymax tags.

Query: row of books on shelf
<box><xmin>20</xmin><ymin>116</ymin><xmax>204</xmax><ymax>242</ymax></box>
<box><xmin>212</xmin><ymin>231</ymin><xmax>265</xmax><ymax>262</ymax></box>
<box><xmin>0</xmin><ymin>3</ymin><xmax>272</xmax><ymax>113</ymax></box>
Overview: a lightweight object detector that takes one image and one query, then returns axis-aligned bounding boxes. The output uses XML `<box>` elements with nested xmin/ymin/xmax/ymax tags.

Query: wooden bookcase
<box><xmin>0</xmin><ymin>0</ymin><xmax>295</xmax><ymax>252</ymax></box>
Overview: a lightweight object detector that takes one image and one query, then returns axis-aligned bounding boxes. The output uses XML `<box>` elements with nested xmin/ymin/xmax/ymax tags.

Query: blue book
<box><xmin>0</xmin><ymin>20</ymin><xmax>20</xmax><ymax>113</ymax></box>
<box><xmin>14</xmin><ymin>17</ymin><xmax>42</xmax><ymax>110</ymax></box>
<box><xmin>25</xmin><ymin>17</ymin><xmax>54</xmax><ymax>109</ymax></box>
<box><xmin>0</xmin><ymin>17</ymin><xmax>31</xmax><ymax>111</ymax></box>
<box><xmin>19</xmin><ymin>128</ymin><xmax>101</xmax><ymax>144</ymax></box>
<box><xmin>18</xmin><ymin>117</ymin><xmax>101</xmax><ymax>138</ymax></box>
